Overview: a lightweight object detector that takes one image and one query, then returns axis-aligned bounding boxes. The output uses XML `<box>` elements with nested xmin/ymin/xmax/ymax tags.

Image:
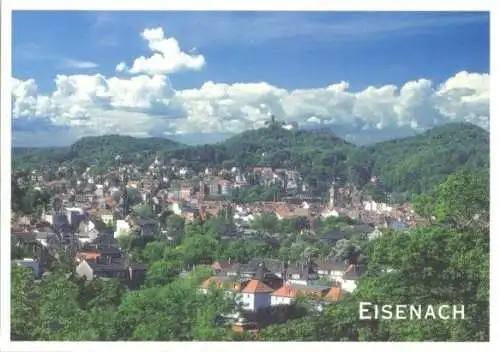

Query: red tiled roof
<box><xmin>271</xmin><ymin>285</ymin><xmax>298</xmax><ymax>298</ymax></box>
<box><xmin>240</xmin><ymin>279</ymin><xmax>274</xmax><ymax>294</ymax></box>
<box><xmin>272</xmin><ymin>284</ymin><xmax>330</xmax><ymax>298</ymax></box>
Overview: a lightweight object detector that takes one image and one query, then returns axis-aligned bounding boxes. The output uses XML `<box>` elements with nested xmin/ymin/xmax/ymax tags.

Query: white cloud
<box><xmin>115</xmin><ymin>62</ymin><xmax>127</xmax><ymax>72</ymax></box>
<box><xmin>12</xmin><ymin>71</ymin><xmax>490</xmax><ymax>142</ymax></box>
<box><xmin>61</xmin><ymin>59</ymin><xmax>100</xmax><ymax>69</ymax></box>
<box><xmin>116</xmin><ymin>27</ymin><xmax>206</xmax><ymax>76</ymax></box>
<box><xmin>10</xmin><ymin>27</ymin><xmax>489</xmax><ymax>144</ymax></box>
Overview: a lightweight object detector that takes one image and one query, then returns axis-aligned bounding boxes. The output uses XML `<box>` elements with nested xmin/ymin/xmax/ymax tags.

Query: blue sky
<box><xmin>12</xmin><ymin>11</ymin><xmax>490</xmax><ymax>147</ymax></box>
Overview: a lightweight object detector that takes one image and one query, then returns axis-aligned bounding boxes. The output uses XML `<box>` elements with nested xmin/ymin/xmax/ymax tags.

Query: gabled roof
<box><xmin>212</xmin><ymin>260</ymin><xmax>241</xmax><ymax>274</ymax></box>
<box><xmin>271</xmin><ymin>283</ymin><xmax>330</xmax><ymax>298</ymax></box>
<box><xmin>240</xmin><ymin>279</ymin><xmax>274</xmax><ymax>294</ymax></box>
<box><xmin>315</xmin><ymin>259</ymin><xmax>348</xmax><ymax>271</ymax></box>
<box><xmin>271</xmin><ymin>285</ymin><xmax>298</xmax><ymax>298</ymax></box>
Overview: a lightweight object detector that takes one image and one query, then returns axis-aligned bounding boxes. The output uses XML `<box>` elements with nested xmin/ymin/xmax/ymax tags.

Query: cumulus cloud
<box><xmin>116</xmin><ymin>27</ymin><xmax>206</xmax><ymax>76</ymax></box>
<box><xmin>61</xmin><ymin>59</ymin><xmax>99</xmax><ymax>69</ymax></box>
<box><xmin>12</xmin><ymin>70</ymin><xmax>490</xmax><ymax>144</ymax></box>
<box><xmin>11</xmin><ymin>27</ymin><xmax>489</xmax><ymax>146</ymax></box>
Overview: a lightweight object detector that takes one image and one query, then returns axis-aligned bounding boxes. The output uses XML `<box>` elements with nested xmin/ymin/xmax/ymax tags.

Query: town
<box><xmin>12</xmin><ymin>152</ymin><xmax>425</xmax><ymax>333</ymax></box>
<box><xmin>8</xmin><ymin>10</ymin><xmax>490</xmax><ymax>343</ymax></box>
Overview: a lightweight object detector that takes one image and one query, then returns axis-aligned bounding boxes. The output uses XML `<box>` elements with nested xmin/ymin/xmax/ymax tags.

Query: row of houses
<box><xmin>199</xmin><ymin>258</ymin><xmax>363</xmax><ymax>315</ymax></box>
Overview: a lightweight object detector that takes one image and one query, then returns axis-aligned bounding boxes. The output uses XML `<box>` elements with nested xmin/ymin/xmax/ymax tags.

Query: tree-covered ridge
<box><xmin>12</xmin><ymin>134</ymin><xmax>185</xmax><ymax>171</ymax></box>
<box><xmin>12</xmin><ymin>123</ymin><xmax>489</xmax><ymax>198</ymax></box>
<box><xmin>368</xmin><ymin>122</ymin><xmax>490</xmax><ymax>195</ymax></box>
<box><xmin>69</xmin><ymin>134</ymin><xmax>185</xmax><ymax>156</ymax></box>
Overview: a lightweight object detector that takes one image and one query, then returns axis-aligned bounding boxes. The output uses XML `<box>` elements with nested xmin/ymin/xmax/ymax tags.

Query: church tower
<box><xmin>120</xmin><ymin>173</ymin><xmax>129</xmax><ymax>218</ymax></box>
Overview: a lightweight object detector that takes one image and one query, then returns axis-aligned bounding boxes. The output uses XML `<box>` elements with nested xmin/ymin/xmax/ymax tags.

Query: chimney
<box><xmin>108</xmin><ymin>256</ymin><xmax>111</xmax><ymax>265</ymax></box>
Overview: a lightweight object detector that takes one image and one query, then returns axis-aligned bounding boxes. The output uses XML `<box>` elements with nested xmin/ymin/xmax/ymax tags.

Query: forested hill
<box><xmin>69</xmin><ymin>135</ymin><xmax>185</xmax><ymax>160</ymax></box>
<box><xmin>368</xmin><ymin>122</ymin><xmax>490</xmax><ymax>195</ymax></box>
<box><xmin>13</xmin><ymin>135</ymin><xmax>185</xmax><ymax>171</ymax></box>
<box><xmin>12</xmin><ymin>123</ymin><xmax>489</xmax><ymax>198</ymax></box>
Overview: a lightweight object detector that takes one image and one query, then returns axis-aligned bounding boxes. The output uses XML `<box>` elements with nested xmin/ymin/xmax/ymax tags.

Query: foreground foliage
<box><xmin>11</xmin><ymin>169</ymin><xmax>489</xmax><ymax>341</ymax></box>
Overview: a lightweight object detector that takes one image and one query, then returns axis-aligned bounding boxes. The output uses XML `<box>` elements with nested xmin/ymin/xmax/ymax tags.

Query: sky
<box><xmin>11</xmin><ymin>11</ymin><xmax>490</xmax><ymax>147</ymax></box>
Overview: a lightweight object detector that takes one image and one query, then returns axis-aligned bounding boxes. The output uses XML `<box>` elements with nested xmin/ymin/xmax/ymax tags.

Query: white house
<box><xmin>363</xmin><ymin>201</ymin><xmax>393</xmax><ymax>214</ymax></box>
<box><xmin>270</xmin><ymin>285</ymin><xmax>295</xmax><ymax>306</ymax></box>
<box><xmin>338</xmin><ymin>264</ymin><xmax>364</xmax><ymax>293</ymax></box>
<box><xmin>114</xmin><ymin>220</ymin><xmax>131</xmax><ymax>238</ymax></box>
<box><xmin>200</xmin><ymin>277</ymin><xmax>274</xmax><ymax>312</ymax></box>
<box><xmin>171</xmin><ymin>202</ymin><xmax>183</xmax><ymax>216</ymax></box>
<box><xmin>239</xmin><ymin>279</ymin><xmax>274</xmax><ymax>311</ymax></box>
<box><xmin>341</xmin><ymin>277</ymin><xmax>358</xmax><ymax>293</ymax></box>
<box><xmin>65</xmin><ymin>207</ymin><xmax>86</xmax><ymax>226</ymax></box>
<box><xmin>100</xmin><ymin>212</ymin><xmax>114</xmax><ymax>226</ymax></box>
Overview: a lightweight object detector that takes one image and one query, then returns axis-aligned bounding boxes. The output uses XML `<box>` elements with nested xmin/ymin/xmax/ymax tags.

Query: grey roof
<box><xmin>289</xmin><ymin>283</ymin><xmax>331</xmax><ymax>291</ymax></box>
<box><xmin>343</xmin><ymin>265</ymin><xmax>365</xmax><ymax>280</ymax></box>
<box><xmin>315</xmin><ymin>259</ymin><xmax>348</xmax><ymax>271</ymax></box>
<box><xmin>99</xmin><ymin>247</ymin><xmax>122</xmax><ymax>257</ymax></box>
<box><xmin>245</xmin><ymin>258</ymin><xmax>284</xmax><ymax>274</ymax></box>
<box><xmin>86</xmin><ymin>257</ymin><xmax>146</xmax><ymax>272</ymax></box>
<box><xmin>53</xmin><ymin>213</ymin><xmax>69</xmax><ymax>227</ymax></box>
<box><xmin>286</xmin><ymin>261</ymin><xmax>314</xmax><ymax>275</ymax></box>
<box><xmin>212</xmin><ymin>261</ymin><xmax>241</xmax><ymax>274</ymax></box>
<box><xmin>88</xmin><ymin>261</ymin><xmax>127</xmax><ymax>272</ymax></box>
<box><xmin>128</xmin><ymin>263</ymin><xmax>148</xmax><ymax>271</ymax></box>
<box><xmin>90</xmin><ymin>235</ymin><xmax>118</xmax><ymax>247</ymax></box>
<box><xmin>12</xmin><ymin>232</ymin><xmax>38</xmax><ymax>243</ymax></box>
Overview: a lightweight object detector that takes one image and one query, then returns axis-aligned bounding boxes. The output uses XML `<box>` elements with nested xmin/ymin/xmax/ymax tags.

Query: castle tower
<box><xmin>328</xmin><ymin>182</ymin><xmax>335</xmax><ymax>209</ymax></box>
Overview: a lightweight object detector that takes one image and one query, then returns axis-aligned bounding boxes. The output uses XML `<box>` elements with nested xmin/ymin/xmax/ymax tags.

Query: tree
<box><xmin>412</xmin><ymin>194</ymin><xmax>436</xmax><ymax>224</ymax></box>
<box><xmin>435</xmin><ymin>169</ymin><xmax>489</xmax><ymax>230</ymax></box>
<box><xmin>77</xmin><ymin>278</ymin><xmax>128</xmax><ymax>311</ymax></box>
<box><xmin>133</xmin><ymin>203</ymin><xmax>154</xmax><ymax>219</ymax></box>
<box><xmin>112</xmin><ymin>273</ymin><xmax>237</xmax><ymax>340</ymax></box>
<box><xmin>279</xmin><ymin>216</ymin><xmax>310</xmax><ymax>234</ymax></box>
<box><xmin>144</xmin><ymin>260</ymin><xmax>182</xmax><ymax>287</ymax></box>
<box><xmin>35</xmin><ymin>270</ymin><xmax>92</xmax><ymax>340</ymax></box>
<box><xmin>251</xmin><ymin>212</ymin><xmax>279</xmax><ymax>233</ymax></box>
<box><xmin>141</xmin><ymin>241</ymin><xmax>169</xmax><ymax>264</ymax></box>
<box><xmin>180</xmin><ymin>233</ymin><xmax>219</xmax><ymax>266</ymax></box>
<box><xmin>11</xmin><ymin>266</ymin><xmax>41</xmax><ymax>340</ymax></box>
<box><xmin>221</xmin><ymin>238</ymin><xmax>250</xmax><ymax>262</ymax></box>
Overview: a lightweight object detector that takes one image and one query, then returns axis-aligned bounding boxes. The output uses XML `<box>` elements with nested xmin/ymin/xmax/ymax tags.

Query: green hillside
<box><xmin>12</xmin><ymin>123</ymin><xmax>489</xmax><ymax>198</ymax></box>
<box><xmin>12</xmin><ymin>135</ymin><xmax>185</xmax><ymax>172</ymax></box>
<box><xmin>368</xmin><ymin>123</ymin><xmax>490</xmax><ymax>195</ymax></box>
